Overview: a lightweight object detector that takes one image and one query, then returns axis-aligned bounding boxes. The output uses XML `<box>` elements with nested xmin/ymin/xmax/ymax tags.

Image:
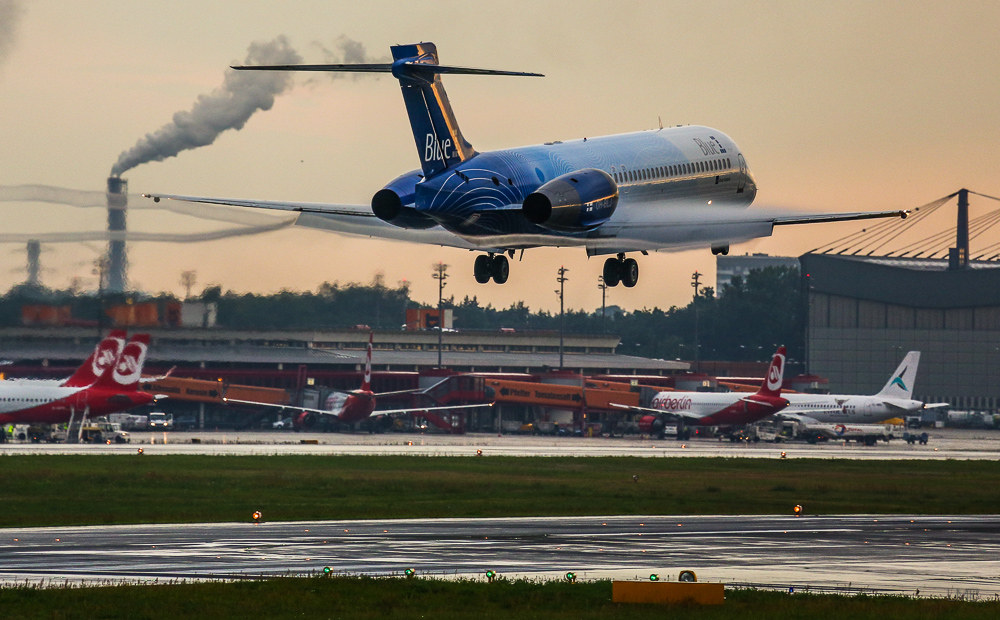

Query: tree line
<box><xmin>0</xmin><ymin>266</ymin><xmax>804</xmax><ymax>363</ymax></box>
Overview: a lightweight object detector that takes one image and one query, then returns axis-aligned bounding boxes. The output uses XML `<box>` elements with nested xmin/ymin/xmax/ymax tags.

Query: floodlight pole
<box><xmin>692</xmin><ymin>271</ymin><xmax>702</xmax><ymax>373</ymax></box>
<box><xmin>556</xmin><ymin>266</ymin><xmax>569</xmax><ymax>369</ymax></box>
<box><xmin>598</xmin><ymin>275</ymin><xmax>607</xmax><ymax>332</ymax></box>
<box><xmin>432</xmin><ymin>262</ymin><xmax>448</xmax><ymax>368</ymax></box>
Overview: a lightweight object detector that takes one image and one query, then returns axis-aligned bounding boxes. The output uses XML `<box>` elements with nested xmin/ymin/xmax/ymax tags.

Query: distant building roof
<box><xmin>0</xmin><ymin>326</ymin><xmax>687</xmax><ymax>375</ymax></box>
<box><xmin>800</xmin><ymin>252</ymin><xmax>1000</xmax><ymax>308</ymax></box>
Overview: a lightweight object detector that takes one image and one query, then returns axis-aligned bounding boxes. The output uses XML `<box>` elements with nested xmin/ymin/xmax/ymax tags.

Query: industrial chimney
<box><xmin>106</xmin><ymin>176</ymin><xmax>128</xmax><ymax>292</ymax></box>
<box><xmin>26</xmin><ymin>239</ymin><xmax>41</xmax><ymax>287</ymax></box>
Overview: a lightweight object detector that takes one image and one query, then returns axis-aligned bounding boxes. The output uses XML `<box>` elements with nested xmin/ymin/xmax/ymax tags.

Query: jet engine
<box><xmin>294</xmin><ymin>411</ymin><xmax>317</xmax><ymax>430</ymax></box>
<box><xmin>371</xmin><ymin>171</ymin><xmax>438</xmax><ymax>229</ymax></box>
<box><xmin>638</xmin><ymin>414</ymin><xmax>664</xmax><ymax>436</ymax></box>
<box><xmin>522</xmin><ymin>169</ymin><xmax>618</xmax><ymax>232</ymax></box>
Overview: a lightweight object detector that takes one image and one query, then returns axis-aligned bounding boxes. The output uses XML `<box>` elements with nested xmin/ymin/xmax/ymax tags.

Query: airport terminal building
<box><xmin>801</xmin><ymin>252</ymin><xmax>1000</xmax><ymax>410</ymax></box>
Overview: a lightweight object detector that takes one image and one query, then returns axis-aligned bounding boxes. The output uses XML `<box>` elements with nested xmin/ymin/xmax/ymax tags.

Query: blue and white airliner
<box><xmin>145</xmin><ymin>42</ymin><xmax>906</xmax><ymax>287</ymax></box>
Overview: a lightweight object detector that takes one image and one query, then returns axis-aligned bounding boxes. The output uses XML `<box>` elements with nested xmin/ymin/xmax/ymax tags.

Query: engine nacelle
<box><xmin>371</xmin><ymin>171</ymin><xmax>438</xmax><ymax>230</ymax></box>
<box><xmin>522</xmin><ymin>168</ymin><xmax>618</xmax><ymax>232</ymax></box>
<box><xmin>294</xmin><ymin>411</ymin><xmax>317</xmax><ymax>430</ymax></box>
<box><xmin>638</xmin><ymin>414</ymin><xmax>664</xmax><ymax>435</ymax></box>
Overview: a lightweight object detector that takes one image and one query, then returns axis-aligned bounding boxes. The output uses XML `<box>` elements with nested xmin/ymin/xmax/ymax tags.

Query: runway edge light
<box><xmin>404</xmin><ymin>567</ymin><xmax>415</xmax><ymax>578</ymax></box>
<box><xmin>565</xmin><ymin>571</ymin><xmax>577</xmax><ymax>583</ymax></box>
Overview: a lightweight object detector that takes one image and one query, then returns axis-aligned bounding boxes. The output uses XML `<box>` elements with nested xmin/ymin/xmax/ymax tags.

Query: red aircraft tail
<box><xmin>361</xmin><ymin>332</ymin><xmax>373</xmax><ymax>392</ymax></box>
<box><xmin>754</xmin><ymin>346</ymin><xmax>787</xmax><ymax>399</ymax></box>
<box><xmin>63</xmin><ymin>330</ymin><xmax>127</xmax><ymax>388</ymax></box>
<box><xmin>92</xmin><ymin>334</ymin><xmax>150</xmax><ymax>392</ymax></box>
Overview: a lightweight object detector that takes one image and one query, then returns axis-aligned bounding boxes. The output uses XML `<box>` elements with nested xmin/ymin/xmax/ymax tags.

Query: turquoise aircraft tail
<box><xmin>875</xmin><ymin>351</ymin><xmax>920</xmax><ymax>399</ymax></box>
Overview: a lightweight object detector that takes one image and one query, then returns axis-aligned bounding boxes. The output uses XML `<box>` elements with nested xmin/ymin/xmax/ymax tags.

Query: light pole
<box><xmin>597</xmin><ymin>275</ymin><xmax>607</xmax><ymax>332</ymax></box>
<box><xmin>432</xmin><ymin>262</ymin><xmax>448</xmax><ymax>368</ymax></box>
<box><xmin>691</xmin><ymin>271</ymin><xmax>702</xmax><ymax>372</ymax></box>
<box><xmin>556</xmin><ymin>266</ymin><xmax>569</xmax><ymax>368</ymax></box>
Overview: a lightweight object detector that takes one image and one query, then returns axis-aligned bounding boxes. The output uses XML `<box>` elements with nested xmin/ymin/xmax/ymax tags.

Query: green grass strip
<box><xmin>1</xmin><ymin>577</ymin><xmax>997</xmax><ymax>620</ymax></box>
<box><xmin>2</xmin><ymin>455</ymin><xmax>1000</xmax><ymax>527</ymax></box>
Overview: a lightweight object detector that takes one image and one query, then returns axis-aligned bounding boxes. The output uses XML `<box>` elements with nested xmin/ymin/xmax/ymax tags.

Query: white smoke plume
<box><xmin>0</xmin><ymin>0</ymin><xmax>25</xmax><ymax>70</ymax></box>
<box><xmin>309</xmin><ymin>35</ymin><xmax>389</xmax><ymax>82</ymax></box>
<box><xmin>110</xmin><ymin>36</ymin><xmax>302</xmax><ymax>176</ymax></box>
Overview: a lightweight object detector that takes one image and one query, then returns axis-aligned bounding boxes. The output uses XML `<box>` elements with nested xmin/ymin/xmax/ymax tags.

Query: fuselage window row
<box><xmin>612</xmin><ymin>157</ymin><xmax>732</xmax><ymax>185</ymax></box>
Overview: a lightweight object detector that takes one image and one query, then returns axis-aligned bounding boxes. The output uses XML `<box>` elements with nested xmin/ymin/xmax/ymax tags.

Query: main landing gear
<box><xmin>474</xmin><ymin>253</ymin><xmax>509</xmax><ymax>284</ymax></box>
<box><xmin>602</xmin><ymin>253</ymin><xmax>639</xmax><ymax>288</ymax></box>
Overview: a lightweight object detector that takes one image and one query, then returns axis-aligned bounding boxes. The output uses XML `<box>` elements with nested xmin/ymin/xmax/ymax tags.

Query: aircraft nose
<box><xmin>743</xmin><ymin>168</ymin><xmax>758</xmax><ymax>201</ymax></box>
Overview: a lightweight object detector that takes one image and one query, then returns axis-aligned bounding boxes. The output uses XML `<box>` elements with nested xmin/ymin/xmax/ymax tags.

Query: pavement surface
<box><xmin>2</xmin><ymin>428</ymin><xmax>998</xmax><ymax>460</ymax></box>
<box><xmin>1</xmin><ymin>515</ymin><xmax>997</xmax><ymax>599</ymax></box>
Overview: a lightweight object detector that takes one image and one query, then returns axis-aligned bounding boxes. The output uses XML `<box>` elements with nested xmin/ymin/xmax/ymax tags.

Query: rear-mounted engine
<box><xmin>522</xmin><ymin>169</ymin><xmax>618</xmax><ymax>232</ymax></box>
<box><xmin>371</xmin><ymin>172</ymin><xmax>438</xmax><ymax>230</ymax></box>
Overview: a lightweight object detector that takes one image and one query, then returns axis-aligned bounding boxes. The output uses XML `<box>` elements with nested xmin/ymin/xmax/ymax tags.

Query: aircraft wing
<box><xmin>608</xmin><ymin>402</ymin><xmax>705</xmax><ymax>421</ymax></box>
<box><xmin>223</xmin><ymin>397</ymin><xmax>492</xmax><ymax>418</ymax></box>
<box><xmin>770</xmin><ymin>210</ymin><xmax>909</xmax><ymax>226</ymax></box>
<box><xmin>366</xmin><ymin>403</ymin><xmax>494</xmax><ymax>416</ymax></box>
<box><xmin>142</xmin><ymin>192</ymin><xmax>486</xmax><ymax>250</ymax></box>
<box><xmin>222</xmin><ymin>397</ymin><xmax>335</xmax><ymax>416</ymax></box>
<box><xmin>922</xmin><ymin>402</ymin><xmax>951</xmax><ymax>410</ymax></box>
<box><xmin>592</xmin><ymin>207</ymin><xmax>908</xmax><ymax>253</ymax></box>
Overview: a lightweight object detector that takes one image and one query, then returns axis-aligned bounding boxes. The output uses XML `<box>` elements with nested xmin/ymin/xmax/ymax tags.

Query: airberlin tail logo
<box><xmin>766</xmin><ymin>353</ymin><xmax>785</xmax><ymax>391</ymax></box>
<box><xmin>91</xmin><ymin>339</ymin><xmax>124</xmax><ymax>376</ymax></box>
<box><xmin>112</xmin><ymin>342</ymin><xmax>147</xmax><ymax>385</ymax></box>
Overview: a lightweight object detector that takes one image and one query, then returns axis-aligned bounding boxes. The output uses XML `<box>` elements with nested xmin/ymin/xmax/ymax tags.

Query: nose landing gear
<box><xmin>602</xmin><ymin>254</ymin><xmax>639</xmax><ymax>287</ymax></box>
<box><xmin>474</xmin><ymin>253</ymin><xmax>510</xmax><ymax>284</ymax></box>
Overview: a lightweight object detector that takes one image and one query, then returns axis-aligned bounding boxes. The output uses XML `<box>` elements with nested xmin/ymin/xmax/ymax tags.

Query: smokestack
<box><xmin>106</xmin><ymin>176</ymin><xmax>128</xmax><ymax>292</ymax></box>
<box><xmin>26</xmin><ymin>239</ymin><xmax>40</xmax><ymax>286</ymax></box>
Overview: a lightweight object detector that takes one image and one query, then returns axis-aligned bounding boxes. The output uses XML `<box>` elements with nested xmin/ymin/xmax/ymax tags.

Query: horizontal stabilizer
<box><xmin>232</xmin><ymin>63</ymin><xmax>543</xmax><ymax>78</ymax></box>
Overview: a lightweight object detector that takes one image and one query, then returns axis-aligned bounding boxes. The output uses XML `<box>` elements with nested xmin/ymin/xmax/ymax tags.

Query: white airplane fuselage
<box><xmin>782</xmin><ymin>393</ymin><xmax>924</xmax><ymax>423</ymax></box>
<box><xmin>648</xmin><ymin>389</ymin><xmax>785</xmax><ymax>426</ymax></box>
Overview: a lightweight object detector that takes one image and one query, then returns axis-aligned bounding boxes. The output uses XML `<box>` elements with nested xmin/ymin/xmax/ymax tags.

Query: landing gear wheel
<box><xmin>602</xmin><ymin>258</ymin><xmax>621</xmax><ymax>287</ymax></box>
<box><xmin>491</xmin><ymin>255</ymin><xmax>510</xmax><ymax>284</ymax></box>
<box><xmin>621</xmin><ymin>258</ymin><xmax>639</xmax><ymax>287</ymax></box>
<box><xmin>474</xmin><ymin>255</ymin><xmax>492</xmax><ymax>284</ymax></box>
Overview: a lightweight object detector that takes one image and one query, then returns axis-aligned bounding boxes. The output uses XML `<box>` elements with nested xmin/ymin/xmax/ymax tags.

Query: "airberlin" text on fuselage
<box><xmin>652</xmin><ymin>395</ymin><xmax>693</xmax><ymax>410</ymax></box>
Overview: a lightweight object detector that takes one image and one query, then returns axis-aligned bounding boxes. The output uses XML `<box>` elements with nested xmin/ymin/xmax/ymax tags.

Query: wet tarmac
<box><xmin>2</xmin><ymin>428</ymin><xmax>998</xmax><ymax>460</ymax></box>
<box><xmin>1</xmin><ymin>515</ymin><xmax>997</xmax><ymax>599</ymax></box>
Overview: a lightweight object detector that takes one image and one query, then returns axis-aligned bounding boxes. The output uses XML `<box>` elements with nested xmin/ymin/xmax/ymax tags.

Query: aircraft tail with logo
<box><xmin>360</xmin><ymin>331</ymin><xmax>373</xmax><ymax>393</ymax></box>
<box><xmin>875</xmin><ymin>351</ymin><xmax>920</xmax><ymax>400</ymax></box>
<box><xmin>91</xmin><ymin>334</ymin><xmax>150</xmax><ymax>392</ymax></box>
<box><xmin>231</xmin><ymin>43</ymin><xmax>541</xmax><ymax>177</ymax></box>
<box><xmin>754</xmin><ymin>346</ymin><xmax>787</xmax><ymax>399</ymax></box>
<box><xmin>62</xmin><ymin>330</ymin><xmax>127</xmax><ymax>388</ymax></box>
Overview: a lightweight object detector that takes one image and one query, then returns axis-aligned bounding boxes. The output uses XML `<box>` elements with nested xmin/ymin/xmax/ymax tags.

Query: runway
<box><xmin>2</xmin><ymin>428</ymin><xmax>999</xmax><ymax>460</ymax></box>
<box><xmin>1</xmin><ymin>515</ymin><xmax>998</xmax><ymax>598</ymax></box>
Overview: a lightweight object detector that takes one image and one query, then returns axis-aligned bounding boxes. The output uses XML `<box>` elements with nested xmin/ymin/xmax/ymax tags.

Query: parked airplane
<box><xmin>145</xmin><ymin>42</ymin><xmax>906</xmax><ymax>287</ymax></box>
<box><xmin>611</xmin><ymin>346</ymin><xmax>788</xmax><ymax>438</ymax></box>
<box><xmin>778</xmin><ymin>351</ymin><xmax>948</xmax><ymax>424</ymax></box>
<box><xmin>223</xmin><ymin>332</ymin><xmax>491</xmax><ymax>429</ymax></box>
<box><xmin>0</xmin><ymin>334</ymin><xmax>157</xmax><ymax>426</ymax></box>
